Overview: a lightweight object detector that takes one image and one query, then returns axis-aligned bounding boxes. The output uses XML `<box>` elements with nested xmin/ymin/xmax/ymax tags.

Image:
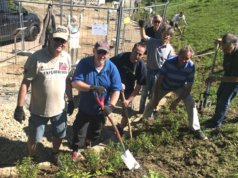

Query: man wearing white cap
<box><xmin>14</xmin><ymin>26</ymin><xmax>74</xmax><ymax>165</ymax></box>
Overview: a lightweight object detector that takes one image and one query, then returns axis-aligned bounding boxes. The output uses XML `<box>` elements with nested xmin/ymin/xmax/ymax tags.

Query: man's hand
<box><xmin>90</xmin><ymin>85</ymin><xmax>106</xmax><ymax>94</ymax></box>
<box><xmin>14</xmin><ymin>106</ymin><xmax>25</xmax><ymax>123</ymax></box>
<box><xmin>67</xmin><ymin>100</ymin><xmax>74</xmax><ymax>116</ymax></box>
<box><xmin>122</xmin><ymin>99</ymin><xmax>130</xmax><ymax>107</ymax></box>
<box><xmin>138</xmin><ymin>20</ymin><xmax>145</xmax><ymax>28</ymax></box>
<box><xmin>103</xmin><ymin>104</ymin><xmax>114</xmax><ymax>116</ymax></box>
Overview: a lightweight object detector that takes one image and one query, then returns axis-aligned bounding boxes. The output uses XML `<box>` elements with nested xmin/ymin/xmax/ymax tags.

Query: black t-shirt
<box><xmin>110</xmin><ymin>52</ymin><xmax>147</xmax><ymax>97</ymax></box>
<box><xmin>223</xmin><ymin>47</ymin><xmax>238</xmax><ymax>77</ymax></box>
<box><xmin>145</xmin><ymin>26</ymin><xmax>162</xmax><ymax>39</ymax></box>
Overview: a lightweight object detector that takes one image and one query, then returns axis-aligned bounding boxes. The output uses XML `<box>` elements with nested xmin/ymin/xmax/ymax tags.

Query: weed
<box><xmin>55</xmin><ymin>153</ymin><xmax>90</xmax><ymax>178</ymax></box>
<box><xmin>84</xmin><ymin>149</ymin><xmax>101</xmax><ymax>173</ymax></box>
<box><xmin>143</xmin><ymin>169</ymin><xmax>164</xmax><ymax>178</ymax></box>
<box><xmin>128</xmin><ymin>133</ymin><xmax>155</xmax><ymax>155</ymax></box>
<box><xmin>103</xmin><ymin>143</ymin><xmax>124</xmax><ymax>170</ymax></box>
<box><xmin>16</xmin><ymin>157</ymin><xmax>39</xmax><ymax>178</ymax></box>
<box><xmin>84</xmin><ymin>149</ymin><xmax>114</xmax><ymax>176</ymax></box>
<box><xmin>153</xmin><ymin>129</ymin><xmax>174</xmax><ymax>145</ymax></box>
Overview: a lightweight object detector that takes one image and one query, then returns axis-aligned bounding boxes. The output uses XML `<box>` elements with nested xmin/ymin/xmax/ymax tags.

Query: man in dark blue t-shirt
<box><xmin>111</xmin><ymin>42</ymin><xmax>147</xmax><ymax>131</ymax></box>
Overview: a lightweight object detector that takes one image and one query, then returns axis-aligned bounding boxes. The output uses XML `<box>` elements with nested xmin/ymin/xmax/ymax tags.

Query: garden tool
<box><xmin>120</xmin><ymin>90</ymin><xmax>133</xmax><ymax>140</ymax></box>
<box><xmin>197</xmin><ymin>40</ymin><xmax>220</xmax><ymax>111</ymax></box>
<box><xmin>95</xmin><ymin>93</ymin><xmax>140</xmax><ymax>170</ymax></box>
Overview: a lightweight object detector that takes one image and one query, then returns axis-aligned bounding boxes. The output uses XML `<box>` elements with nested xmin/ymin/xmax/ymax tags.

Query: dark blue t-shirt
<box><xmin>110</xmin><ymin>52</ymin><xmax>147</xmax><ymax>97</ymax></box>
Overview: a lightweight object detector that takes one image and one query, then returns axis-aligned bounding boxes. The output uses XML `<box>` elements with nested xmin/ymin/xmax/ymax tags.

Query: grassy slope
<box><xmin>166</xmin><ymin>0</ymin><xmax>238</xmax><ymax>51</ymax></box>
<box><xmin>133</xmin><ymin>0</ymin><xmax>238</xmax><ymax>177</ymax></box>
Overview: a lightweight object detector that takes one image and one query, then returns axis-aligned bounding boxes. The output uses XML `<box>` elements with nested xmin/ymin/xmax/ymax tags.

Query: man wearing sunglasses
<box><xmin>145</xmin><ymin>15</ymin><xmax>163</xmax><ymax>40</ymax></box>
<box><xmin>14</xmin><ymin>26</ymin><xmax>73</xmax><ymax>165</ymax></box>
<box><xmin>71</xmin><ymin>41</ymin><xmax>122</xmax><ymax>159</ymax></box>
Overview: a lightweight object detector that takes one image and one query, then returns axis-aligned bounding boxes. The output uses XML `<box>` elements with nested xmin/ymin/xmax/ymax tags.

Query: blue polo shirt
<box><xmin>72</xmin><ymin>56</ymin><xmax>122</xmax><ymax>115</ymax></box>
<box><xmin>159</xmin><ymin>56</ymin><xmax>195</xmax><ymax>91</ymax></box>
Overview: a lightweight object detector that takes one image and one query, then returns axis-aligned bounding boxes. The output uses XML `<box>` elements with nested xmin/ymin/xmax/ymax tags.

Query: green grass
<box><xmin>166</xmin><ymin>0</ymin><xmax>238</xmax><ymax>52</ymax></box>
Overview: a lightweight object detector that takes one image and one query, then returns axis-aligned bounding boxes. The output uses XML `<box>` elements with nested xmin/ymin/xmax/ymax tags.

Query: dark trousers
<box><xmin>211</xmin><ymin>82</ymin><xmax>238</xmax><ymax>127</ymax></box>
<box><xmin>72</xmin><ymin>111</ymin><xmax>105</xmax><ymax>151</ymax></box>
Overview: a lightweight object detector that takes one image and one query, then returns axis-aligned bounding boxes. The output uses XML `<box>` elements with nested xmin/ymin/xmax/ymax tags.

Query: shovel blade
<box><xmin>121</xmin><ymin>149</ymin><xmax>140</xmax><ymax>170</ymax></box>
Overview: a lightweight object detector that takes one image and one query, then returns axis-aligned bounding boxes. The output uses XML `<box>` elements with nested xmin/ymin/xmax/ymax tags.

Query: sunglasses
<box><xmin>97</xmin><ymin>50</ymin><xmax>108</xmax><ymax>55</ymax></box>
<box><xmin>53</xmin><ymin>38</ymin><xmax>66</xmax><ymax>43</ymax></box>
<box><xmin>153</xmin><ymin>20</ymin><xmax>161</xmax><ymax>24</ymax></box>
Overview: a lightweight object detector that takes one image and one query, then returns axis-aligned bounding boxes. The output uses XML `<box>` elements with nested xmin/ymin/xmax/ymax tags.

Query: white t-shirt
<box><xmin>172</xmin><ymin>14</ymin><xmax>186</xmax><ymax>24</ymax></box>
<box><xmin>24</xmin><ymin>48</ymin><xmax>71</xmax><ymax>117</ymax></box>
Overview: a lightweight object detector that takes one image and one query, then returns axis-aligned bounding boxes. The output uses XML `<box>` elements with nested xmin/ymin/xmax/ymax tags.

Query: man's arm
<box><xmin>72</xmin><ymin>81</ymin><xmax>91</xmax><ymax>92</ymax></box>
<box><xmin>110</xmin><ymin>90</ymin><xmax>120</xmax><ymax>107</ymax></box>
<box><xmin>14</xmin><ymin>79</ymin><xmax>31</xmax><ymax>123</ymax></box>
<box><xmin>123</xmin><ymin>84</ymin><xmax>141</xmax><ymax>107</ymax></box>
<box><xmin>66</xmin><ymin>77</ymin><xmax>73</xmax><ymax>101</ymax></box>
<box><xmin>17</xmin><ymin>79</ymin><xmax>31</xmax><ymax>107</ymax></box>
<box><xmin>183</xmin><ymin>15</ymin><xmax>188</xmax><ymax>26</ymax></box>
<box><xmin>139</xmin><ymin>20</ymin><xmax>149</xmax><ymax>41</ymax></box>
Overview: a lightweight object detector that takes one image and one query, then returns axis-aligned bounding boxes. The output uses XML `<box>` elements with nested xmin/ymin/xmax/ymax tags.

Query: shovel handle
<box><xmin>107</xmin><ymin>115</ymin><xmax>126</xmax><ymax>152</ymax></box>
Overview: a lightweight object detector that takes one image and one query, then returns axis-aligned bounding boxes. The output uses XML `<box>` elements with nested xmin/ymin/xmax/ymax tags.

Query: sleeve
<box><xmin>23</xmin><ymin>55</ymin><xmax>38</xmax><ymax>81</ymax></box>
<box><xmin>187</xmin><ymin>65</ymin><xmax>195</xmax><ymax>84</ymax></box>
<box><xmin>146</xmin><ymin>37</ymin><xmax>158</xmax><ymax>49</ymax></box>
<box><xmin>110</xmin><ymin>64</ymin><xmax>122</xmax><ymax>91</ymax></box>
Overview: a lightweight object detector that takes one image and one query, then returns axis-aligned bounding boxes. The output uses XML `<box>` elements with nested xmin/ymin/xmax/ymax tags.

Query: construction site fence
<box><xmin>0</xmin><ymin>0</ymin><xmax>168</xmax><ymax>94</ymax></box>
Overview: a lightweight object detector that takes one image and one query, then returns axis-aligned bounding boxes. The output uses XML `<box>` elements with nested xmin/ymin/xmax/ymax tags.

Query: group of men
<box><xmin>13</xmin><ymin>12</ymin><xmax>238</xmax><ymax>165</ymax></box>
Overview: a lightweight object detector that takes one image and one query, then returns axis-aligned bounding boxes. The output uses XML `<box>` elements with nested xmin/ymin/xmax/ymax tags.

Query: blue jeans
<box><xmin>211</xmin><ymin>82</ymin><xmax>238</xmax><ymax>127</ymax></box>
<box><xmin>139</xmin><ymin>69</ymin><xmax>159</xmax><ymax>112</ymax></box>
<box><xmin>28</xmin><ymin>111</ymin><xmax>67</xmax><ymax>143</ymax></box>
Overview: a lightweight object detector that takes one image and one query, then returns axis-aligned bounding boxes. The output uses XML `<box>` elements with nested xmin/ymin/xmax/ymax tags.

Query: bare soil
<box><xmin>1</xmin><ymin>2</ymin><xmax>238</xmax><ymax>178</ymax></box>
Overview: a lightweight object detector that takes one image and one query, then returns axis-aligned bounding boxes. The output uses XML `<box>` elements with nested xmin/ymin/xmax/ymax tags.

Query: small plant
<box><xmin>103</xmin><ymin>144</ymin><xmax>124</xmax><ymax>170</ymax></box>
<box><xmin>16</xmin><ymin>157</ymin><xmax>39</xmax><ymax>178</ymax></box>
<box><xmin>143</xmin><ymin>169</ymin><xmax>164</xmax><ymax>178</ymax></box>
<box><xmin>84</xmin><ymin>149</ymin><xmax>101</xmax><ymax>173</ymax></box>
<box><xmin>153</xmin><ymin>130</ymin><xmax>174</xmax><ymax>146</ymax></box>
<box><xmin>84</xmin><ymin>149</ymin><xmax>115</xmax><ymax>176</ymax></box>
<box><xmin>55</xmin><ymin>153</ymin><xmax>89</xmax><ymax>178</ymax></box>
<box><xmin>128</xmin><ymin>133</ymin><xmax>155</xmax><ymax>155</ymax></box>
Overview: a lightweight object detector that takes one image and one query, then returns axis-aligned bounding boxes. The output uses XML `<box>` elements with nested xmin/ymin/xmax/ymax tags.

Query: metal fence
<box><xmin>0</xmin><ymin>0</ymin><xmax>168</xmax><ymax>94</ymax></box>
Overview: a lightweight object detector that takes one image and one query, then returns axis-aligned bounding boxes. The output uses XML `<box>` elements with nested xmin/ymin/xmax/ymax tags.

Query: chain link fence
<box><xmin>0</xmin><ymin>0</ymin><xmax>168</xmax><ymax>94</ymax></box>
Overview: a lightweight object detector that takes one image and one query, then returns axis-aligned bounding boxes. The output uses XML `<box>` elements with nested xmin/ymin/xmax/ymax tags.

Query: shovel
<box><xmin>107</xmin><ymin>114</ymin><xmax>140</xmax><ymax>170</ymax></box>
<box><xmin>95</xmin><ymin>93</ymin><xmax>140</xmax><ymax>170</ymax></box>
<box><xmin>197</xmin><ymin>40</ymin><xmax>220</xmax><ymax>111</ymax></box>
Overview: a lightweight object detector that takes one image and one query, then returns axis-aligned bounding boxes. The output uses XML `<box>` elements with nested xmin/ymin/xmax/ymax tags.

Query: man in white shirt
<box><xmin>170</xmin><ymin>12</ymin><xmax>188</xmax><ymax>35</ymax></box>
